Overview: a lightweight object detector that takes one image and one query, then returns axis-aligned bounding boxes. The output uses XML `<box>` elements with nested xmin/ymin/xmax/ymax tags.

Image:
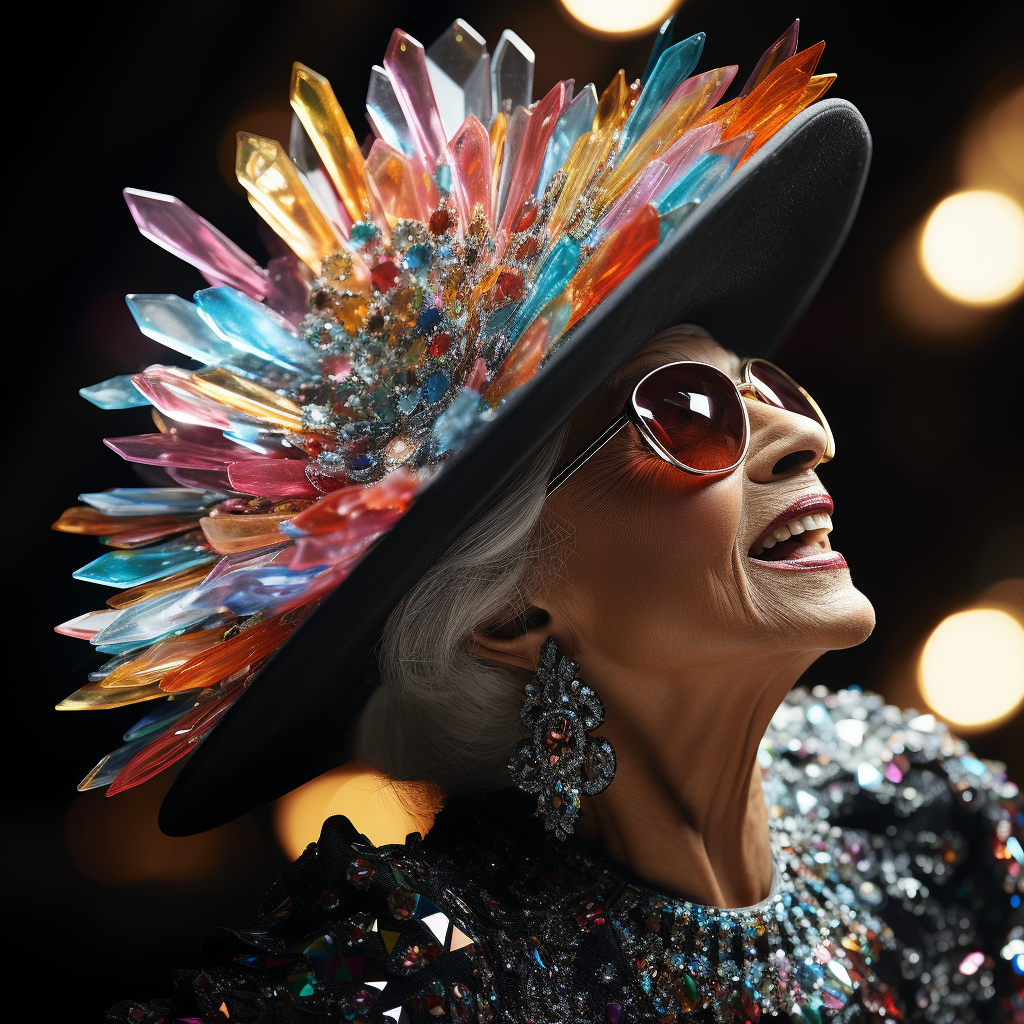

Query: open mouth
<box><xmin>748</xmin><ymin>496</ymin><xmax>847</xmax><ymax>570</ymax></box>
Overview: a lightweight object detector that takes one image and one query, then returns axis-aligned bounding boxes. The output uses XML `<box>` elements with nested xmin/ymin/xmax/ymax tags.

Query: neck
<box><xmin>574</xmin><ymin>649</ymin><xmax>819</xmax><ymax>907</ymax></box>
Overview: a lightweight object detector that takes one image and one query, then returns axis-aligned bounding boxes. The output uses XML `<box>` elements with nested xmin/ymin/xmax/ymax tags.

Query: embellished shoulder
<box><xmin>762</xmin><ymin>685</ymin><xmax>1023</xmax><ymax>1020</ymax></box>
<box><xmin>107</xmin><ymin>813</ymin><xmax>501</xmax><ymax>1023</ymax></box>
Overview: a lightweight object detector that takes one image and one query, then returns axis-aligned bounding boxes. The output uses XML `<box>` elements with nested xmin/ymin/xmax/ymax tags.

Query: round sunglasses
<box><xmin>546</xmin><ymin>359</ymin><xmax>835</xmax><ymax>496</ymax></box>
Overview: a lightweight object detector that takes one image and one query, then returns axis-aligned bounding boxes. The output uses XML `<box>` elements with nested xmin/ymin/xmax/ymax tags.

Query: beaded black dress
<box><xmin>108</xmin><ymin>686</ymin><xmax>1024</xmax><ymax>1024</ymax></box>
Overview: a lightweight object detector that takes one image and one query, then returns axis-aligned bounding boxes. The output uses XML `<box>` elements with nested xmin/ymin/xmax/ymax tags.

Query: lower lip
<box><xmin>747</xmin><ymin>551</ymin><xmax>849</xmax><ymax>572</ymax></box>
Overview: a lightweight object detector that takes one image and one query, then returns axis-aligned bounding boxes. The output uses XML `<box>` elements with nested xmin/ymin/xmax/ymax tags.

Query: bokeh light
<box><xmin>274</xmin><ymin>763</ymin><xmax>440</xmax><ymax>860</ymax></box>
<box><xmin>918</xmin><ymin>608</ymin><xmax>1024</xmax><ymax>729</ymax></box>
<box><xmin>557</xmin><ymin>0</ymin><xmax>681</xmax><ymax>38</ymax></box>
<box><xmin>919</xmin><ymin>190</ymin><xmax>1024</xmax><ymax>305</ymax></box>
<box><xmin>959</xmin><ymin>84</ymin><xmax>1024</xmax><ymax>202</ymax></box>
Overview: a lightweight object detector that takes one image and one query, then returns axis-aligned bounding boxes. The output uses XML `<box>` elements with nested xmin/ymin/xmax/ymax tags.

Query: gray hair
<box><xmin>354</xmin><ymin>429</ymin><xmax>568</xmax><ymax>794</ymax></box>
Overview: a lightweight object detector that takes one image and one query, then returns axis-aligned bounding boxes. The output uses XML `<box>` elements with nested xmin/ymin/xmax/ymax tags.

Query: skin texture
<box><xmin>472</xmin><ymin>327</ymin><xmax>876</xmax><ymax>908</ymax></box>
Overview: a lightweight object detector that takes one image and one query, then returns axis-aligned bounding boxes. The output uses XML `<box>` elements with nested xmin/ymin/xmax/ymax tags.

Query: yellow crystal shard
<box><xmin>290</xmin><ymin>63</ymin><xmax>368</xmax><ymax>224</ymax></box>
<box><xmin>100</xmin><ymin>627</ymin><xmax>227</xmax><ymax>688</ymax></box>
<box><xmin>489</xmin><ymin>112</ymin><xmax>507</xmax><ymax>204</ymax></box>
<box><xmin>547</xmin><ymin>71</ymin><xmax>629</xmax><ymax>235</ymax></box>
<box><xmin>594</xmin><ymin>69</ymin><xmax>732</xmax><ymax>217</ymax></box>
<box><xmin>236</xmin><ymin>133</ymin><xmax>344</xmax><ymax>272</ymax></box>
<box><xmin>56</xmin><ymin>682</ymin><xmax>166</xmax><ymax>710</ymax></box>
<box><xmin>189</xmin><ymin>368</ymin><xmax>304</xmax><ymax>431</ymax></box>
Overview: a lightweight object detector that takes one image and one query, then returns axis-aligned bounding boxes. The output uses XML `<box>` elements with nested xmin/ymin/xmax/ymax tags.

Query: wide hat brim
<box><xmin>159</xmin><ymin>97</ymin><xmax>871</xmax><ymax>836</ymax></box>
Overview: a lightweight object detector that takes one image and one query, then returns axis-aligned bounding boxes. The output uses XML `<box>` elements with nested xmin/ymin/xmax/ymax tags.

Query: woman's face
<box><xmin>541</xmin><ymin>331</ymin><xmax>875</xmax><ymax>677</ymax></box>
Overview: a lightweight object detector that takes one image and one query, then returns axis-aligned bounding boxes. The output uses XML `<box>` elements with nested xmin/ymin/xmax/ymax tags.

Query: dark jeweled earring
<box><xmin>508</xmin><ymin>637</ymin><xmax>616</xmax><ymax>840</ymax></box>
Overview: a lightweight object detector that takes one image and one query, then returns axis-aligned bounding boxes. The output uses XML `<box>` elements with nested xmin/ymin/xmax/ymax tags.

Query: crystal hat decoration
<box><xmin>55</xmin><ymin>17</ymin><xmax>835</xmax><ymax>798</ymax></box>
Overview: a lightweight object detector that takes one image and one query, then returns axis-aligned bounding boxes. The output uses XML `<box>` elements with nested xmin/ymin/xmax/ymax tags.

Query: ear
<box><xmin>468</xmin><ymin>606</ymin><xmax>552</xmax><ymax>672</ymax></box>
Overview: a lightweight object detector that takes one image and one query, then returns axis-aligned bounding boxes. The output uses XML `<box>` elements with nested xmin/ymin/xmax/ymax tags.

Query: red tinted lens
<box><xmin>746</xmin><ymin>360</ymin><xmax>821</xmax><ymax>424</ymax></box>
<box><xmin>632</xmin><ymin>363</ymin><xmax>746</xmax><ymax>472</ymax></box>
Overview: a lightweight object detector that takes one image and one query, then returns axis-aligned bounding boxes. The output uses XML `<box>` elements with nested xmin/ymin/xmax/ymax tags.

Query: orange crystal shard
<box><xmin>52</xmin><ymin>507</ymin><xmax>197</xmax><ymax>536</ymax></box>
<box><xmin>289</xmin><ymin>62</ymin><xmax>368</xmax><ymax>224</ymax></box>
<box><xmin>567</xmin><ymin>205</ymin><xmax>660</xmax><ymax>331</ymax></box>
<box><xmin>737</xmin><ymin>72</ymin><xmax>836</xmax><ymax>166</ymax></box>
<box><xmin>721</xmin><ymin>42</ymin><xmax>824</xmax><ymax>144</ymax></box>
<box><xmin>100</xmin><ymin>626</ymin><xmax>227</xmax><ymax>688</ymax></box>
<box><xmin>236</xmin><ymin>133</ymin><xmax>345</xmax><ymax>272</ymax></box>
<box><xmin>364</xmin><ymin>140</ymin><xmax>426</xmax><ymax>237</ymax></box>
<box><xmin>159</xmin><ymin>614</ymin><xmax>300</xmax><ymax>692</ymax></box>
<box><xmin>199</xmin><ymin>511</ymin><xmax>293</xmax><ymax>554</ymax></box>
<box><xmin>106</xmin><ymin>563</ymin><xmax>212</xmax><ymax>609</ymax></box>
<box><xmin>489</xmin><ymin>112</ymin><xmax>508</xmax><ymax>201</ymax></box>
<box><xmin>189</xmin><ymin>368</ymin><xmax>304</xmax><ymax>431</ymax></box>
<box><xmin>483</xmin><ymin>316</ymin><xmax>549</xmax><ymax>405</ymax></box>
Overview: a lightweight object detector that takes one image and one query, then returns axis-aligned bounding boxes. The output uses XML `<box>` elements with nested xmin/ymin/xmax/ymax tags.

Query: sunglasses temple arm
<box><xmin>546</xmin><ymin>414</ymin><xmax>629</xmax><ymax>497</ymax></box>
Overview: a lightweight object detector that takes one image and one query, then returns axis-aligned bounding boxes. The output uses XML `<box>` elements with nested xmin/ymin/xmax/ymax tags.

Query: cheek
<box><xmin>563</xmin><ymin>460</ymin><xmax>745</xmax><ymax>636</ymax></box>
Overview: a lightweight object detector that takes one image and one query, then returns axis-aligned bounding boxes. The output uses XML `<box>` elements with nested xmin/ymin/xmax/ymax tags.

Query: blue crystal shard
<box><xmin>432</xmin><ymin>388</ymin><xmax>496</xmax><ymax>455</ymax></box>
<box><xmin>79</xmin><ymin>487</ymin><xmax>225</xmax><ymax>516</ymax></box>
<box><xmin>658</xmin><ymin>199</ymin><xmax>701</xmax><ymax>242</ymax></box>
<box><xmin>366</xmin><ymin>65</ymin><xmax>416</xmax><ymax>155</ymax></box>
<box><xmin>123</xmin><ymin>696</ymin><xmax>193</xmax><ymax>742</ymax></box>
<box><xmin>491</xmin><ymin>30</ymin><xmax>534</xmax><ymax>119</ymax></box>
<box><xmin>193</xmin><ymin>286</ymin><xmax>321</xmax><ymax>378</ymax></box>
<box><xmin>73</xmin><ymin>534</ymin><xmax>217</xmax><ymax>589</ymax></box>
<box><xmin>641</xmin><ymin>16</ymin><xmax>677</xmax><ymax>86</ymax></box>
<box><xmin>535</xmin><ymin>84</ymin><xmax>597</xmax><ymax>198</ymax></box>
<box><xmin>619</xmin><ymin>32</ymin><xmax>705</xmax><ymax>156</ymax></box>
<box><xmin>654</xmin><ymin>143</ymin><xmax>750</xmax><ymax>218</ymax></box>
<box><xmin>127</xmin><ymin>292</ymin><xmax>301</xmax><ymax>386</ymax></box>
<box><xmin>80</xmin><ymin>375</ymin><xmax>151</xmax><ymax>410</ymax></box>
<box><xmin>426</xmin><ymin>19</ymin><xmax>492</xmax><ymax>138</ymax></box>
<box><xmin>507</xmin><ymin>236</ymin><xmax>581</xmax><ymax>344</ymax></box>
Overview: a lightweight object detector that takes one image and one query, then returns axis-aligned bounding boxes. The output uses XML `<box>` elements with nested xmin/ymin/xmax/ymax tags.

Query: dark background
<box><xmin>10</xmin><ymin>0</ymin><xmax>1022</xmax><ymax>1017</ymax></box>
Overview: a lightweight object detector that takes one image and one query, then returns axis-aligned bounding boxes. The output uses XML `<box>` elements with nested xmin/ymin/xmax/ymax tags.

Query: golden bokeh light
<box><xmin>918</xmin><ymin>608</ymin><xmax>1024</xmax><ymax>730</ymax></box>
<box><xmin>959</xmin><ymin>84</ymin><xmax>1024</xmax><ymax>203</ymax></box>
<box><xmin>274</xmin><ymin>762</ymin><xmax>440</xmax><ymax>860</ymax></box>
<box><xmin>919</xmin><ymin>190</ymin><xmax>1024</xmax><ymax>305</ymax></box>
<box><xmin>557</xmin><ymin>0</ymin><xmax>681</xmax><ymax>39</ymax></box>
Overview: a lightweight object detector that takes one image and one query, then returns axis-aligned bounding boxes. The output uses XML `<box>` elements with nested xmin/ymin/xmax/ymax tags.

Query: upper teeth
<box><xmin>760</xmin><ymin>512</ymin><xmax>832</xmax><ymax>549</ymax></box>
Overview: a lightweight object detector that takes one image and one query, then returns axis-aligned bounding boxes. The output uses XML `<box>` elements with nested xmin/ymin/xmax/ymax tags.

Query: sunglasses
<box><xmin>547</xmin><ymin>358</ymin><xmax>834</xmax><ymax>496</ymax></box>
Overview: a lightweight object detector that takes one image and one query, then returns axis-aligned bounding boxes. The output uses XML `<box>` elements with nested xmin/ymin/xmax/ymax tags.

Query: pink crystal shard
<box><xmin>105</xmin><ymin>433</ymin><xmax>272</xmax><ymax>470</ymax></box>
<box><xmin>227</xmin><ymin>459</ymin><xmax>319</xmax><ymax>498</ymax></box>
<box><xmin>124</xmin><ymin>189</ymin><xmax>268</xmax><ymax>300</ymax></box>
<box><xmin>447</xmin><ymin>115</ymin><xmax>493</xmax><ymax>229</ymax></box>
<box><xmin>497</xmin><ymin>80</ymin><xmax>569</xmax><ymax>246</ymax></box>
<box><xmin>384</xmin><ymin>29</ymin><xmax>448</xmax><ymax>168</ymax></box>
<box><xmin>265</xmin><ymin>255</ymin><xmax>314</xmax><ymax>328</ymax></box>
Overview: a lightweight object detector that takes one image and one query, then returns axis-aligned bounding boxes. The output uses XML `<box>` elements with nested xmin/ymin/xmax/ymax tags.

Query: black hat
<box><xmin>54</xmin><ymin>21</ymin><xmax>870</xmax><ymax>835</ymax></box>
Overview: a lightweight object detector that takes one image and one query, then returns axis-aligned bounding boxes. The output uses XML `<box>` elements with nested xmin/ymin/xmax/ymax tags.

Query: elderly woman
<box><xmin>57</xmin><ymin>17</ymin><xmax>1020</xmax><ymax>1024</ymax></box>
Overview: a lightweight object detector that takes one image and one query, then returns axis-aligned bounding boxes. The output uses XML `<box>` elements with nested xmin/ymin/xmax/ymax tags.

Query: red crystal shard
<box><xmin>287</xmin><ymin>469</ymin><xmax>419</xmax><ymax>536</ymax></box>
<box><xmin>496</xmin><ymin>269</ymin><xmax>525</xmax><ymax>302</ymax></box>
<box><xmin>370</xmin><ymin>260</ymin><xmax>400</xmax><ymax>293</ymax></box>
<box><xmin>227</xmin><ymin>459</ymin><xmax>320</xmax><ymax>499</ymax></box>
<box><xmin>107</xmin><ymin>683</ymin><xmax>246</xmax><ymax>794</ymax></box>
<box><xmin>428</xmin><ymin>332</ymin><xmax>452</xmax><ymax>357</ymax></box>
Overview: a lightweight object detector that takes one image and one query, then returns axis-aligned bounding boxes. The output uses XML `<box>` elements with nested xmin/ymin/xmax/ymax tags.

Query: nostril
<box><xmin>772</xmin><ymin>450</ymin><xmax>816</xmax><ymax>475</ymax></box>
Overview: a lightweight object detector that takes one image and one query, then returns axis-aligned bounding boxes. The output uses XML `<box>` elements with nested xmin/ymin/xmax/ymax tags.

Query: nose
<box><xmin>742</xmin><ymin>399</ymin><xmax>828</xmax><ymax>482</ymax></box>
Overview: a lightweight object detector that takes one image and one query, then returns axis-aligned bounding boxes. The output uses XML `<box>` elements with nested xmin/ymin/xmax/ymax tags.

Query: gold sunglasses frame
<box><xmin>546</xmin><ymin>358</ymin><xmax>834</xmax><ymax>497</ymax></box>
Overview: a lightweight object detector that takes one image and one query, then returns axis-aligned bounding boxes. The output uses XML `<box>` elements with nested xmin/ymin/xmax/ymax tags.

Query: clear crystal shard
<box><xmin>288</xmin><ymin>113</ymin><xmax>352</xmax><ymax>240</ymax></box>
<box><xmin>124</xmin><ymin>189</ymin><xmax>268</xmax><ymax>299</ymax></box>
<box><xmin>426</xmin><ymin>19</ymin><xmax>491</xmax><ymax>139</ymax></box>
<box><xmin>235</xmin><ymin>132</ymin><xmax>345</xmax><ymax>271</ymax></box>
<box><xmin>80</xmin><ymin>375</ymin><xmax>151</xmax><ymax>410</ymax></box>
<box><xmin>289</xmin><ymin>63</ymin><xmax>368</xmax><ymax>224</ymax></box>
<box><xmin>383</xmin><ymin>29</ymin><xmax>448</xmax><ymax>168</ymax></box>
<box><xmin>366</xmin><ymin>65</ymin><xmax>416</xmax><ymax>156</ymax></box>
<box><xmin>79</xmin><ymin>488</ymin><xmax>225</xmax><ymax>517</ymax></box>
<box><xmin>536</xmin><ymin>83</ymin><xmax>597</xmax><ymax>198</ymax></box>
<box><xmin>491</xmin><ymin>30</ymin><xmax>534</xmax><ymax>120</ymax></box>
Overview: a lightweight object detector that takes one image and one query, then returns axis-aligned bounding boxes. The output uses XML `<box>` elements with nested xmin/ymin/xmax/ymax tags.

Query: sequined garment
<box><xmin>109</xmin><ymin>687</ymin><xmax>1024</xmax><ymax>1023</ymax></box>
